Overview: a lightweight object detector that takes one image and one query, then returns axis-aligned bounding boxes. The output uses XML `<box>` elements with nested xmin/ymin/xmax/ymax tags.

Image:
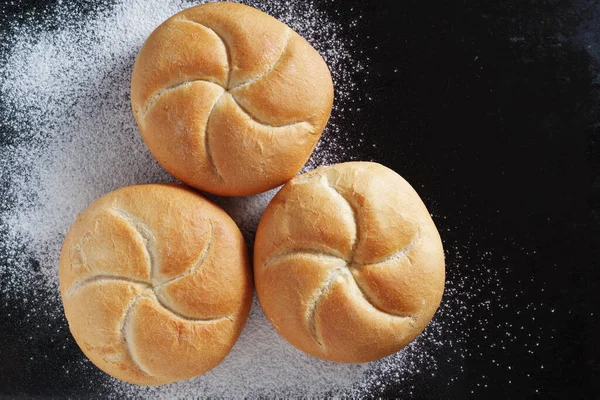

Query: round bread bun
<box><xmin>254</xmin><ymin>162</ymin><xmax>445</xmax><ymax>363</ymax></box>
<box><xmin>59</xmin><ymin>184</ymin><xmax>253</xmax><ymax>385</ymax></box>
<box><xmin>131</xmin><ymin>2</ymin><xmax>334</xmax><ymax>197</ymax></box>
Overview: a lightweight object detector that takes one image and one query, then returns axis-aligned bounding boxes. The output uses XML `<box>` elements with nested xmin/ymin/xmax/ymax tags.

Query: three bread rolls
<box><xmin>58</xmin><ymin>2</ymin><xmax>445</xmax><ymax>387</ymax></box>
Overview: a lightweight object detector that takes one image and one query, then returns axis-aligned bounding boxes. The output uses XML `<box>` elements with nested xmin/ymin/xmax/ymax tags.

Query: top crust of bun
<box><xmin>254</xmin><ymin>162</ymin><xmax>445</xmax><ymax>363</ymax></box>
<box><xmin>131</xmin><ymin>3</ymin><xmax>334</xmax><ymax>196</ymax></box>
<box><xmin>60</xmin><ymin>184</ymin><xmax>253</xmax><ymax>385</ymax></box>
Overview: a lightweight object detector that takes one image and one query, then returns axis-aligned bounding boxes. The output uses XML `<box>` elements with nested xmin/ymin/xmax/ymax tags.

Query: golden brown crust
<box><xmin>254</xmin><ymin>162</ymin><xmax>445</xmax><ymax>363</ymax></box>
<box><xmin>131</xmin><ymin>2</ymin><xmax>334</xmax><ymax>196</ymax></box>
<box><xmin>59</xmin><ymin>184</ymin><xmax>253</xmax><ymax>385</ymax></box>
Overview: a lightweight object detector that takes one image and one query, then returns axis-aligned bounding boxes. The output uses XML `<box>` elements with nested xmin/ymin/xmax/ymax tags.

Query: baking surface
<box><xmin>0</xmin><ymin>0</ymin><xmax>597</xmax><ymax>397</ymax></box>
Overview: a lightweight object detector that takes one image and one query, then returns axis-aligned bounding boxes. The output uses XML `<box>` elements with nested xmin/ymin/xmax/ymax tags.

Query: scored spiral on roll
<box><xmin>254</xmin><ymin>162</ymin><xmax>446</xmax><ymax>363</ymax></box>
<box><xmin>59</xmin><ymin>184</ymin><xmax>252</xmax><ymax>385</ymax></box>
<box><xmin>131</xmin><ymin>2</ymin><xmax>334</xmax><ymax>196</ymax></box>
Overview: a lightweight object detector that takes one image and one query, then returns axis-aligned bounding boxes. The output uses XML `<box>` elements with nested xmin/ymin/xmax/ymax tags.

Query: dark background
<box><xmin>0</xmin><ymin>0</ymin><xmax>598</xmax><ymax>398</ymax></box>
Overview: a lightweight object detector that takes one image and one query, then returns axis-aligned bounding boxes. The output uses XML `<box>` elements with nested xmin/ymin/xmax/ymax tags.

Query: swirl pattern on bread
<box><xmin>254</xmin><ymin>162</ymin><xmax>445</xmax><ymax>363</ymax></box>
<box><xmin>60</xmin><ymin>184</ymin><xmax>252</xmax><ymax>385</ymax></box>
<box><xmin>131</xmin><ymin>2</ymin><xmax>334</xmax><ymax>196</ymax></box>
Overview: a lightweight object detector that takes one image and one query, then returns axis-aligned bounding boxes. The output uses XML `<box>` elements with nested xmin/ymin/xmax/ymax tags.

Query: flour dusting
<box><xmin>0</xmin><ymin>0</ymin><xmax>476</xmax><ymax>397</ymax></box>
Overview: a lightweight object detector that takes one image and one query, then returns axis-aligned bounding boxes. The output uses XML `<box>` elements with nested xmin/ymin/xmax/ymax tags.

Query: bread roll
<box><xmin>131</xmin><ymin>2</ymin><xmax>334</xmax><ymax>196</ymax></box>
<box><xmin>254</xmin><ymin>162</ymin><xmax>445</xmax><ymax>363</ymax></box>
<box><xmin>59</xmin><ymin>184</ymin><xmax>253</xmax><ymax>385</ymax></box>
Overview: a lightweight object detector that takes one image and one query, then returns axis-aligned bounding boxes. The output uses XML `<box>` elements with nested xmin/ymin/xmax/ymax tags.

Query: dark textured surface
<box><xmin>324</xmin><ymin>2</ymin><xmax>598</xmax><ymax>396</ymax></box>
<box><xmin>0</xmin><ymin>0</ymin><xmax>598</xmax><ymax>398</ymax></box>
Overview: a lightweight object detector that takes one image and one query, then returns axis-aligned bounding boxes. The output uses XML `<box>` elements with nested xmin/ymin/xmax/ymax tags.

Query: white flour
<box><xmin>0</xmin><ymin>0</ymin><xmax>466</xmax><ymax>397</ymax></box>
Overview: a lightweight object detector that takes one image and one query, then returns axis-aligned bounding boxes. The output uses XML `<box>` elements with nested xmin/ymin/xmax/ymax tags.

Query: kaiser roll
<box><xmin>59</xmin><ymin>184</ymin><xmax>253</xmax><ymax>385</ymax></box>
<box><xmin>254</xmin><ymin>162</ymin><xmax>445</xmax><ymax>363</ymax></box>
<box><xmin>131</xmin><ymin>2</ymin><xmax>334</xmax><ymax>196</ymax></box>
